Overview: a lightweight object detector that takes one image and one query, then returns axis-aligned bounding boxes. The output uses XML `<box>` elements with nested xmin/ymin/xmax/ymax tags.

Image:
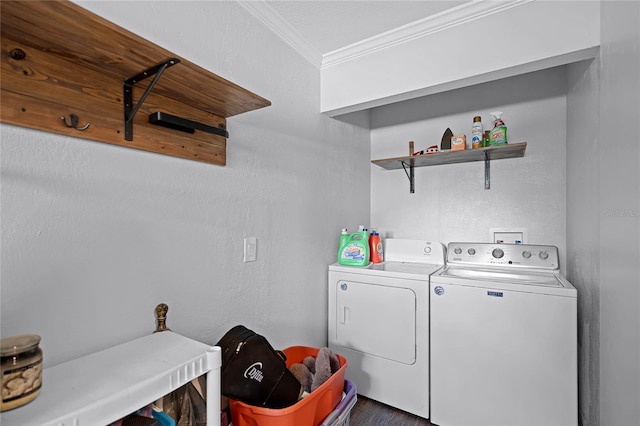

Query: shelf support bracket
<box><xmin>484</xmin><ymin>150</ymin><xmax>491</xmax><ymax>190</ymax></box>
<box><xmin>124</xmin><ymin>58</ymin><xmax>180</xmax><ymax>141</ymax></box>
<box><xmin>401</xmin><ymin>161</ymin><xmax>415</xmax><ymax>193</ymax></box>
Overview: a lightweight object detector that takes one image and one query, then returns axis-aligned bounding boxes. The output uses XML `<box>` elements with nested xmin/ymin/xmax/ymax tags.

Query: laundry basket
<box><xmin>319</xmin><ymin>380</ymin><xmax>357</xmax><ymax>426</ymax></box>
<box><xmin>228</xmin><ymin>346</ymin><xmax>347</xmax><ymax>426</ymax></box>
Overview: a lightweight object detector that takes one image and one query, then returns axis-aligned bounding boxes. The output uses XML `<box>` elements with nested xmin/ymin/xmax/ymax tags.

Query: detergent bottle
<box><xmin>338</xmin><ymin>227</ymin><xmax>370</xmax><ymax>267</ymax></box>
<box><xmin>369</xmin><ymin>229</ymin><xmax>384</xmax><ymax>264</ymax></box>
<box><xmin>489</xmin><ymin>111</ymin><xmax>508</xmax><ymax>145</ymax></box>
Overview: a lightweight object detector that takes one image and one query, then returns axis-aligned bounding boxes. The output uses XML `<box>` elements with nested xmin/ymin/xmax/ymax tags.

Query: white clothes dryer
<box><xmin>328</xmin><ymin>239</ymin><xmax>445</xmax><ymax>419</ymax></box>
<box><xmin>430</xmin><ymin>242</ymin><xmax>577</xmax><ymax>426</ymax></box>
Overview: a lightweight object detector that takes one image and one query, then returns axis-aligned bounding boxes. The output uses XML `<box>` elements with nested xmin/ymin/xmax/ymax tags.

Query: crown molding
<box><xmin>237</xmin><ymin>0</ymin><xmax>534</xmax><ymax>70</ymax></box>
<box><xmin>322</xmin><ymin>0</ymin><xmax>534</xmax><ymax>68</ymax></box>
<box><xmin>237</xmin><ymin>0</ymin><xmax>323</xmax><ymax>68</ymax></box>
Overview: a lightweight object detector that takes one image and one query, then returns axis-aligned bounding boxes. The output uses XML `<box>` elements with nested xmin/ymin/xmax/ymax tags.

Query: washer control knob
<box><xmin>468</xmin><ymin>248</ymin><xmax>476</xmax><ymax>255</ymax></box>
<box><xmin>424</xmin><ymin>246</ymin><xmax>432</xmax><ymax>254</ymax></box>
<box><xmin>539</xmin><ymin>251</ymin><xmax>549</xmax><ymax>260</ymax></box>
<box><xmin>522</xmin><ymin>251</ymin><xmax>532</xmax><ymax>259</ymax></box>
<box><xmin>492</xmin><ymin>248</ymin><xmax>504</xmax><ymax>259</ymax></box>
<box><xmin>454</xmin><ymin>247</ymin><xmax>462</xmax><ymax>255</ymax></box>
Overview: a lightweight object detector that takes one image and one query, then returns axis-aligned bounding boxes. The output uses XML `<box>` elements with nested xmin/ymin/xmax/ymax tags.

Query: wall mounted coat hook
<box><xmin>61</xmin><ymin>114</ymin><xmax>90</xmax><ymax>131</ymax></box>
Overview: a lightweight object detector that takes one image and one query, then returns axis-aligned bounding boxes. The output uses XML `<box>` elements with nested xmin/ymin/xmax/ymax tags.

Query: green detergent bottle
<box><xmin>338</xmin><ymin>228</ymin><xmax>370</xmax><ymax>267</ymax></box>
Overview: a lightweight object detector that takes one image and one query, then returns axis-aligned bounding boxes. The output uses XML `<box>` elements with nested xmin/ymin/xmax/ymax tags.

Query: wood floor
<box><xmin>349</xmin><ymin>394</ymin><xmax>432</xmax><ymax>425</ymax></box>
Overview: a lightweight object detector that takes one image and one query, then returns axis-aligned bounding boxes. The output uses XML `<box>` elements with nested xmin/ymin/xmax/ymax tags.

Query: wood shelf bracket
<box><xmin>123</xmin><ymin>58</ymin><xmax>180</xmax><ymax>141</ymax></box>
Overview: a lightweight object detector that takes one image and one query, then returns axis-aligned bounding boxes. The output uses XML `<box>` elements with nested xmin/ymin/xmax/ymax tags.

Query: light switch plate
<box><xmin>243</xmin><ymin>237</ymin><xmax>257</xmax><ymax>262</ymax></box>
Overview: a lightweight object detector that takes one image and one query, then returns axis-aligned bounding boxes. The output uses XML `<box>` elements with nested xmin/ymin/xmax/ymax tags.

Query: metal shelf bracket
<box><xmin>124</xmin><ymin>58</ymin><xmax>180</xmax><ymax>141</ymax></box>
<box><xmin>484</xmin><ymin>150</ymin><xmax>490</xmax><ymax>190</ymax></box>
<box><xmin>401</xmin><ymin>161</ymin><xmax>415</xmax><ymax>193</ymax></box>
<box><xmin>402</xmin><ymin>152</ymin><xmax>491</xmax><ymax>192</ymax></box>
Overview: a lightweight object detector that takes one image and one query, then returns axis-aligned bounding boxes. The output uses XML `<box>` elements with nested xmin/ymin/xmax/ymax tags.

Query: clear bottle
<box><xmin>472</xmin><ymin>116</ymin><xmax>483</xmax><ymax>149</ymax></box>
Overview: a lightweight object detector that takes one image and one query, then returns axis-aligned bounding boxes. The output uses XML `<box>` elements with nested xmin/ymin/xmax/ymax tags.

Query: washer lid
<box><xmin>440</xmin><ymin>266</ymin><xmax>564</xmax><ymax>287</ymax></box>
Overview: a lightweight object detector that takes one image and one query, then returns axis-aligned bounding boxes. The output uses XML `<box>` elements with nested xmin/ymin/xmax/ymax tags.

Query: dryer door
<box><xmin>334</xmin><ymin>280</ymin><xmax>416</xmax><ymax>364</ymax></box>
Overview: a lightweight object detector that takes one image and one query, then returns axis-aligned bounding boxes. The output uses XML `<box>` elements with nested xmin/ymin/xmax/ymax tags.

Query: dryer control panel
<box><xmin>384</xmin><ymin>239</ymin><xmax>445</xmax><ymax>264</ymax></box>
<box><xmin>447</xmin><ymin>242</ymin><xmax>559</xmax><ymax>270</ymax></box>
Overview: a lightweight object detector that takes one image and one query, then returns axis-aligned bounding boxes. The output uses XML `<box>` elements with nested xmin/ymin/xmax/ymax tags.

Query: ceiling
<box><xmin>259</xmin><ymin>1</ymin><xmax>468</xmax><ymax>55</ymax></box>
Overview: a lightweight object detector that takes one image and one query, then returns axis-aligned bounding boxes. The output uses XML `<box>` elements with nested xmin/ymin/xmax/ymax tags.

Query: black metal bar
<box><xmin>123</xmin><ymin>58</ymin><xmax>180</xmax><ymax>141</ymax></box>
<box><xmin>410</xmin><ymin>162</ymin><xmax>414</xmax><ymax>193</ymax></box>
<box><xmin>126</xmin><ymin>63</ymin><xmax>168</xmax><ymax>124</ymax></box>
<box><xmin>401</xmin><ymin>161</ymin><xmax>415</xmax><ymax>194</ymax></box>
<box><xmin>124</xmin><ymin>59</ymin><xmax>179</xmax><ymax>86</ymax></box>
<box><xmin>484</xmin><ymin>150</ymin><xmax>490</xmax><ymax>190</ymax></box>
<box><xmin>149</xmin><ymin>112</ymin><xmax>229</xmax><ymax>138</ymax></box>
<box><xmin>124</xmin><ymin>84</ymin><xmax>133</xmax><ymax>140</ymax></box>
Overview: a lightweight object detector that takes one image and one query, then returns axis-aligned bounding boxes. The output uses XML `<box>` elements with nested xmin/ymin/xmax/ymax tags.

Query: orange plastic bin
<box><xmin>229</xmin><ymin>346</ymin><xmax>348</xmax><ymax>426</ymax></box>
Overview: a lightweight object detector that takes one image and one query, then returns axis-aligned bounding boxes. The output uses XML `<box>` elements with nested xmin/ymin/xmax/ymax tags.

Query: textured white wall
<box><xmin>0</xmin><ymin>1</ymin><xmax>370</xmax><ymax>367</ymax></box>
<box><xmin>370</xmin><ymin>66</ymin><xmax>567</xmax><ymax>268</ymax></box>
<box><xmin>566</xmin><ymin>57</ymin><xmax>601</xmax><ymax>426</ymax></box>
<box><xmin>598</xmin><ymin>1</ymin><xmax>640</xmax><ymax>424</ymax></box>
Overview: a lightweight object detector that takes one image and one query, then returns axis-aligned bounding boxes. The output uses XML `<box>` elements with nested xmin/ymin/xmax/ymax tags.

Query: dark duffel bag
<box><xmin>216</xmin><ymin>325</ymin><xmax>302</xmax><ymax>408</ymax></box>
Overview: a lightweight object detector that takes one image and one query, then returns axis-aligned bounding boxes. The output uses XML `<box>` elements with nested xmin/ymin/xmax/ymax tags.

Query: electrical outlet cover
<box><xmin>490</xmin><ymin>228</ymin><xmax>527</xmax><ymax>244</ymax></box>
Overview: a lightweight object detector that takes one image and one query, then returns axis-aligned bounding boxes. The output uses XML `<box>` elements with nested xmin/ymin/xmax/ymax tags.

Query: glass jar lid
<box><xmin>0</xmin><ymin>334</ymin><xmax>41</xmax><ymax>357</ymax></box>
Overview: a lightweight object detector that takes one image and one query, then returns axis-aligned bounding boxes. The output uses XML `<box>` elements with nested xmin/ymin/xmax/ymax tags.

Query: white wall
<box><xmin>567</xmin><ymin>57</ymin><xmax>601</xmax><ymax>426</ymax></box>
<box><xmin>597</xmin><ymin>1</ymin><xmax>640</xmax><ymax>425</ymax></box>
<box><xmin>0</xmin><ymin>1</ymin><xmax>370</xmax><ymax>367</ymax></box>
<box><xmin>370</xmin><ymin>66</ymin><xmax>567</xmax><ymax>265</ymax></box>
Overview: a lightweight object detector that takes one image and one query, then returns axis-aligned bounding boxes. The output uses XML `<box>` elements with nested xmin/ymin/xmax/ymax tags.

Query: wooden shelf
<box><xmin>372</xmin><ymin>142</ymin><xmax>527</xmax><ymax>170</ymax></box>
<box><xmin>0</xmin><ymin>0</ymin><xmax>271</xmax><ymax>166</ymax></box>
<box><xmin>372</xmin><ymin>142</ymin><xmax>527</xmax><ymax>192</ymax></box>
<box><xmin>0</xmin><ymin>332</ymin><xmax>221</xmax><ymax>426</ymax></box>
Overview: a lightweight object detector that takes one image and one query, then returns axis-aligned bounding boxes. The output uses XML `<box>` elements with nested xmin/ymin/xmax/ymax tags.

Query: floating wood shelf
<box><xmin>372</xmin><ymin>142</ymin><xmax>527</xmax><ymax>192</ymax></box>
<box><xmin>0</xmin><ymin>0</ymin><xmax>271</xmax><ymax>166</ymax></box>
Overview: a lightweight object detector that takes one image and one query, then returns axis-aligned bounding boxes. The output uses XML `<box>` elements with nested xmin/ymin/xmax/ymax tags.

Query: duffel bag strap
<box><xmin>275</xmin><ymin>350</ymin><xmax>287</xmax><ymax>363</ymax></box>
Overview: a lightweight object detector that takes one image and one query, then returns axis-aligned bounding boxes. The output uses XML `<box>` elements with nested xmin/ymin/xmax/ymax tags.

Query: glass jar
<box><xmin>1</xmin><ymin>334</ymin><xmax>43</xmax><ymax>411</ymax></box>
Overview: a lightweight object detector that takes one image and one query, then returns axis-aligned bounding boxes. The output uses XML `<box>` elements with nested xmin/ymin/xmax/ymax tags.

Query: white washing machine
<box><xmin>328</xmin><ymin>239</ymin><xmax>445</xmax><ymax>419</ymax></box>
<box><xmin>430</xmin><ymin>242</ymin><xmax>577</xmax><ymax>426</ymax></box>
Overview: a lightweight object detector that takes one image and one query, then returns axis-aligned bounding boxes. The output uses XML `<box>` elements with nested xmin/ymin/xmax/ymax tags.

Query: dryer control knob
<box><xmin>522</xmin><ymin>250</ymin><xmax>532</xmax><ymax>259</ymax></box>
<box><xmin>424</xmin><ymin>246</ymin><xmax>432</xmax><ymax>254</ymax></box>
<box><xmin>492</xmin><ymin>248</ymin><xmax>504</xmax><ymax>259</ymax></box>
<box><xmin>468</xmin><ymin>248</ymin><xmax>476</xmax><ymax>255</ymax></box>
<box><xmin>454</xmin><ymin>247</ymin><xmax>462</xmax><ymax>255</ymax></box>
<box><xmin>539</xmin><ymin>251</ymin><xmax>549</xmax><ymax>260</ymax></box>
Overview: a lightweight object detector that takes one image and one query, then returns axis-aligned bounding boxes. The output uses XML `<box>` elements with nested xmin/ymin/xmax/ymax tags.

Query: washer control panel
<box><xmin>447</xmin><ymin>242</ymin><xmax>559</xmax><ymax>270</ymax></box>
